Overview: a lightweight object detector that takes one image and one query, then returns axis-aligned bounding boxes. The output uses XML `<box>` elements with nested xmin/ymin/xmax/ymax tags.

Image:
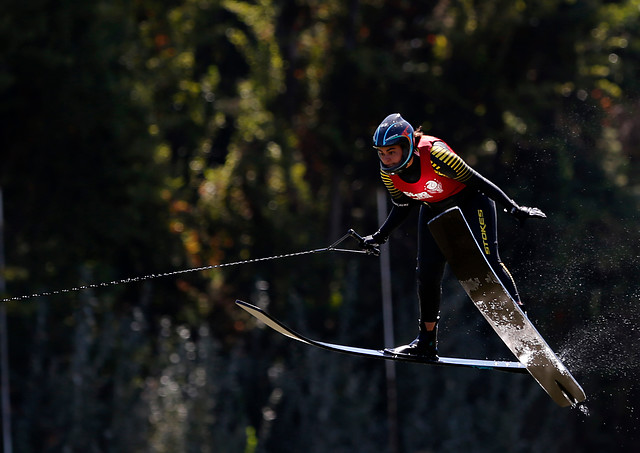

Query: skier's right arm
<box><xmin>364</xmin><ymin>203</ymin><xmax>414</xmax><ymax>246</ymax></box>
<box><xmin>364</xmin><ymin>171</ymin><xmax>416</xmax><ymax>246</ymax></box>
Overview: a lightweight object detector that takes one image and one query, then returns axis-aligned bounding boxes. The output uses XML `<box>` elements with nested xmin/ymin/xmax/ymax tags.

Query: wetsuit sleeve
<box><xmin>376</xmin><ymin>170</ymin><xmax>417</xmax><ymax>240</ymax></box>
<box><xmin>377</xmin><ymin>204</ymin><xmax>413</xmax><ymax>240</ymax></box>
<box><xmin>430</xmin><ymin>141</ymin><xmax>518</xmax><ymax>211</ymax></box>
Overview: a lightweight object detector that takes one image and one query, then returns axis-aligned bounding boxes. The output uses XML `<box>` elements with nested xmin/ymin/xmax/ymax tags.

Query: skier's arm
<box><xmin>364</xmin><ymin>172</ymin><xmax>417</xmax><ymax>245</ymax></box>
<box><xmin>366</xmin><ymin>203</ymin><xmax>413</xmax><ymax>245</ymax></box>
<box><xmin>430</xmin><ymin>142</ymin><xmax>546</xmax><ymax>220</ymax></box>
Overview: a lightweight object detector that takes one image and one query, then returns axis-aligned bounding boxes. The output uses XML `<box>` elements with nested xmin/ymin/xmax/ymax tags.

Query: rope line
<box><xmin>1</xmin><ymin>232</ymin><xmax>369</xmax><ymax>302</ymax></box>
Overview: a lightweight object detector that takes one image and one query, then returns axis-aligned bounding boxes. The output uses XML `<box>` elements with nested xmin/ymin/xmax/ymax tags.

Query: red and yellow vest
<box><xmin>386</xmin><ymin>135</ymin><xmax>467</xmax><ymax>204</ymax></box>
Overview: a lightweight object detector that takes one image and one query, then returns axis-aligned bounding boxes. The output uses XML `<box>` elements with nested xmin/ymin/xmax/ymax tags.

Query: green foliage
<box><xmin>1</xmin><ymin>0</ymin><xmax>639</xmax><ymax>452</ymax></box>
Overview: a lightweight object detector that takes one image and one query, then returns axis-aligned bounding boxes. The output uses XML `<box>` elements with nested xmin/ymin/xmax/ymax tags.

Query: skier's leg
<box><xmin>387</xmin><ymin>206</ymin><xmax>443</xmax><ymax>358</ymax></box>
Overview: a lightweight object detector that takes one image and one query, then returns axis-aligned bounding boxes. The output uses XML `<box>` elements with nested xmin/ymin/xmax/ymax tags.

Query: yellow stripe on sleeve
<box><xmin>430</xmin><ymin>142</ymin><xmax>473</xmax><ymax>182</ymax></box>
<box><xmin>380</xmin><ymin>171</ymin><xmax>406</xmax><ymax>202</ymax></box>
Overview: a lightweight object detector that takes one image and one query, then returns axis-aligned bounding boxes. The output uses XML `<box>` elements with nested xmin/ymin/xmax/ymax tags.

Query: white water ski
<box><xmin>236</xmin><ymin>300</ymin><xmax>527</xmax><ymax>374</ymax></box>
<box><xmin>427</xmin><ymin>207</ymin><xmax>586</xmax><ymax>407</ymax></box>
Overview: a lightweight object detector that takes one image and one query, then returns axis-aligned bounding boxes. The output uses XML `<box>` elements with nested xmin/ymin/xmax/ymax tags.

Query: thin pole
<box><xmin>0</xmin><ymin>187</ymin><xmax>13</xmax><ymax>453</ymax></box>
<box><xmin>377</xmin><ymin>188</ymin><xmax>398</xmax><ymax>453</ymax></box>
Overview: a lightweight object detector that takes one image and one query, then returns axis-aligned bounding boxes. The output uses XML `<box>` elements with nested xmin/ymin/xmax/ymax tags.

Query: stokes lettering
<box><xmin>478</xmin><ymin>210</ymin><xmax>491</xmax><ymax>255</ymax></box>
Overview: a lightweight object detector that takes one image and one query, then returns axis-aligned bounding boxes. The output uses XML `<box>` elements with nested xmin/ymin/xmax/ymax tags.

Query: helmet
<box><xmin>372</xmin><ymin>113</ymin><xmax>415</xmax><ymax>175</ymax></box>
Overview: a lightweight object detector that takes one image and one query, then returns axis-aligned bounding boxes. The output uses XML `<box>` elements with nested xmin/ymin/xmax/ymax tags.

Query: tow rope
<box><xmin>1</xmin><ymin>230</ymin><xmax>378</xmax><ymax>302</ymax></box>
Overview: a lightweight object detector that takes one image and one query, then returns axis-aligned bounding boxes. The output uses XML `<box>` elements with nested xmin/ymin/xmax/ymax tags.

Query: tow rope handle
<box><xmin>347</xmin><ymin>229</ymin><xmax>380</xmax><ymax>257</ymax></box>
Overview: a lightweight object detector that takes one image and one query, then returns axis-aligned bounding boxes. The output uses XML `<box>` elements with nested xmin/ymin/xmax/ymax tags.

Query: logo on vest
<box><xmin>403</xmin><ymin>180</ymin><xmax>444</xmax><ymax>200</ymax></box>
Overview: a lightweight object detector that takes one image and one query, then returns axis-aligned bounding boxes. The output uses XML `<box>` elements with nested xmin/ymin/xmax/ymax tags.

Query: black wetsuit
<box><xmin>376</xmin><ymin>137</ymin><xmax>521</xmax><ymax>324</ymax></box>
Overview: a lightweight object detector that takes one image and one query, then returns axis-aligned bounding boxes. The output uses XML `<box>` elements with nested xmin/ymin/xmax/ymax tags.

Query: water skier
<box><xmin>363</xmin><ymin>113</ymin><xmax>546</xmax><ymax>359</ymax></box>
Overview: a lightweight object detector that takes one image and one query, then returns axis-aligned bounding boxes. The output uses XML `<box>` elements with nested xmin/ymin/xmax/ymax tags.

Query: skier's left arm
<box><xmin>430</xmin><ymin>141</ymin><xmax>546</xmax><ymax>222</ymax></box>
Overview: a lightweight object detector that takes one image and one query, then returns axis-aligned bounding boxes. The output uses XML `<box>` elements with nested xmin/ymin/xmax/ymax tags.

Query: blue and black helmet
<box><xmin>372</xmin><ymin>113</ymin><xmax>415</xmax><ymax>175</ymax></box>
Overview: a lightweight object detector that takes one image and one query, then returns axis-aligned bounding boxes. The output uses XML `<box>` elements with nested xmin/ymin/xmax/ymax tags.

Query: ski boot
<box><xmin>385</xmin><ymin>322</ymin><xmax>438</xmax><ymax>360</ymax></box>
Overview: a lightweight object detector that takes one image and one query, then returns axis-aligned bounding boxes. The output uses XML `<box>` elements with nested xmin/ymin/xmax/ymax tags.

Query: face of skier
<box><xmin>376</xmin><ymin>145</ymin><xmax>403</xmax><ymax>168</ymax></box>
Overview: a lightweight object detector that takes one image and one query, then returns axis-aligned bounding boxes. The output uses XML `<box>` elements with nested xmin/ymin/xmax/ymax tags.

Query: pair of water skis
<box><xmin>237</xmin><ymin>208</ymin><xmax>586</xmax><ymax>408</ymax></box>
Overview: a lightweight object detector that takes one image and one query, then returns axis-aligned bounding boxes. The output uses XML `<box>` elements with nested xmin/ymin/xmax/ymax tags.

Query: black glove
<box><xmin>509</xmin><ymin>205</ymin><xmax>546</xmax><ymax>224</ymax></box>
<box><xmin>357</xmin><ymin>231</ymin><xmax>386</xmax><ymax>256</ymax></box>
<box><xmin>363</xmin><ymin>231</ymin><xmax>388</xmax><ymax>247</ymax></box>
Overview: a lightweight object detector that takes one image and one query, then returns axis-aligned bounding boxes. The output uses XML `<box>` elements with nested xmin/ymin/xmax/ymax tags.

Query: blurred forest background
<box><xmin>1</xmin><ymin>0</ymin><xmax>639</xmax><ymax>452</ymax></box>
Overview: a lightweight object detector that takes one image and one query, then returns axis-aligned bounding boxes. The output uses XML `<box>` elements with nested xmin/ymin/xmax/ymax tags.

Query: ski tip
<box><xmin>555</xmin><ymin>379</ymin><xmax>587</xmax><ymax>408</ymax></box>
<box><xmin>235</xmin><ymin>300</ymin><xmax>263</xmax><ymax>314</ymax></box>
